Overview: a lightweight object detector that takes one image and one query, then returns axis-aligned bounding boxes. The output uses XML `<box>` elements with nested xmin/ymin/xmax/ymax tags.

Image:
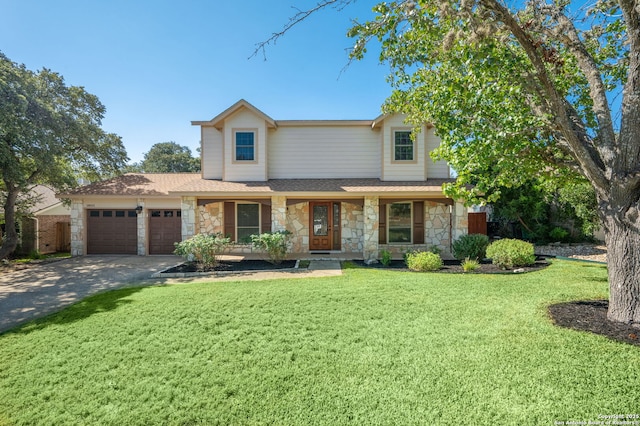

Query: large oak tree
<box><xmin>1</xmin><ymin>53</ymin><xmax>128</xmax><ymax>260</ymax></box>
<box><xmin>261</xmin><ymin>0</ymin><xmax>640</xmax><ymax>325</ymax></box>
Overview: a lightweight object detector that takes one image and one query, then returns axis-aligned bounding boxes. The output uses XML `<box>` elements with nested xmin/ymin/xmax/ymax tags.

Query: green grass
<box><xmin>0</xmin><ymin>260</ymin><xmax>637</xmax><ymax>425</ymax></box>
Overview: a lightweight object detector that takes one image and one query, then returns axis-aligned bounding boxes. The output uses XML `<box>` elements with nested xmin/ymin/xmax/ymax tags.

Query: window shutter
<box><xmin>413</xmin><ymin>201</ymin><xmax>425</xmax><ymax>244</ymax></box>
<box><xmin>379</xmin><ymin>202</ymin><xmax>387</xmax><ymax>244</ymax></box>
<box><xmin>261</xmin><ymin>204</ymin><xmax>271</xmax><ymax>233</ymax></box>
<box><xmin>224</xmin><ymin>202</ymin><xmax>235</xmax><ymax>241</ymax></box>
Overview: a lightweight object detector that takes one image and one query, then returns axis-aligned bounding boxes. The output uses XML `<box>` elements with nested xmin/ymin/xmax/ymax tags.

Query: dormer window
<box><xmin>234</xmin><ymin>130</ymin><xmax>256</xmax><ymax>162</ymax></box>
<box><xmin>393</xmin><ymin>130</ymin><xmax>414</xmax><ymax>162</ymax></box>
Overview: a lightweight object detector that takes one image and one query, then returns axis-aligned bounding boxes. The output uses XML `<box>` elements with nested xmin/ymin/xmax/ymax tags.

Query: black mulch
<box><xmin>548</xmin><ymin>300</ymin><xmax>640</xmax><ymax>346</ymax></box>
<box><xmin>351</xmin><ymin>259</ymin><xmax>550</xmax><ymax>274</ymax></box>
<box><xmin>164</xmin><ymin>259</ymin><xmax>297</xmax><ymax>273</ymax></box>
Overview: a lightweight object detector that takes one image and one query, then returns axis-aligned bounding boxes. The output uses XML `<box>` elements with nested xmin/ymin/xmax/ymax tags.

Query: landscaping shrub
<box><xmin>251</xmin><ymin>231</ymin><xmax>292</xmax><ymax>265</ymax></box>
<box><xmin>452</xmin><ymin>233</ymin><xmax>490</xmax><ymax>260</ymax></box>
<box><xmin>549</xmin><ymin>226</ymin><xmax>569</xmax><ymax>242</ymax></box>
<box><xmin>405</xmin><ymin>250</ymin><xmax>443</xmax><ymax>272</ymax></box>
<box><xmin>462</xmin><ymin>257</ymin><xmax>480</xmax><ymax>272</ymax></box>
<box><xmin>174</xmin><ymin>233</ymin><xmax>231</xmax><ymax>270</ymax></box>
<box><xmin>486</xmin><ymin>238</ymin><xmax>536</xmax><ymax>269</ymax></box>
<box><xmin>380</xmin><ymin>249</ymin><xmax>392</xmax><ymax>267</ymax></box>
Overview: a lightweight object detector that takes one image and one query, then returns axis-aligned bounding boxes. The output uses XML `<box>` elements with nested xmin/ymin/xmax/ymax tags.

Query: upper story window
<box><xmin>394</xmin><ymin>130</ymin><xmax>414</xmax><ymax>162</ymax></box>
<box><xmin>234</xmin><ymin>130</ymin><xmax>256</xmax><ymax>162</ymax></box>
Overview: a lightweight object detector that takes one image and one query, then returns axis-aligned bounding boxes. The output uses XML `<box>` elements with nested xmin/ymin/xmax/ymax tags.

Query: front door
<box><xmin>309</xmin><ymin>202</ymin><xmax>341</xmax><ymax>251</ymax></box>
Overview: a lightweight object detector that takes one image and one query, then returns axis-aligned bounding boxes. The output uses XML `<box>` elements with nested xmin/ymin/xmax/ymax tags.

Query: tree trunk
<box><xmin>602</xmin><ymin>213</ymin><xmax>640</xmax><ymax>327</ymax></box>
<box><xmin>0</xmin><ymin>187</ymin><xmax>19</xmax><ymax>260</ymax></box>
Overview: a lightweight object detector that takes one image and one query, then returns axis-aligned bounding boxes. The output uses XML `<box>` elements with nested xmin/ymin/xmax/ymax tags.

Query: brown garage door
<box><xmin>87</xmin><ymin>209</ymin><xmax>137</xmax><ymax>254</ymax></box>
<box><xmin>149</xmin><ymin>210</ymin><xmax>182</xmax><ymax>255</ymax></box>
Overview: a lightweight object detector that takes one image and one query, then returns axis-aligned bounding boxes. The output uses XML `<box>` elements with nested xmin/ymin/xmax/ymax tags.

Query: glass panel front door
<box><xmin>313</xmin><ymin>205</ymin><xmax>329</xmax><ymax>236</ymax></box>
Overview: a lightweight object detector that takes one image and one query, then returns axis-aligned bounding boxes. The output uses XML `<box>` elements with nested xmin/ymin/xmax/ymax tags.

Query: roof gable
<box><xmin>192</xmin><ymin>99</ymin><xmax>277</xmax><ymax>130</ymax></box>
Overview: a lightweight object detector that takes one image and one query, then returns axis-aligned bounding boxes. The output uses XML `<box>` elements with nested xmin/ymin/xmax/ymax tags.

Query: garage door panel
<box><xmin>87</xmin><ymin>210</ymin><xmax>137</xmax><ymax>254</ymax></box>
<box><xmin>149</xmin><ymin>210</ymin><xmax>181</xmax><ymax>255</ymax></box>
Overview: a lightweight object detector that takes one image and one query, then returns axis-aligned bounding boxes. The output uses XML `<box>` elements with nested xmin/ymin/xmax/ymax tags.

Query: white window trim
<box><xmin>232</xmin><ymin>129</ymin><xmax>258</xmax><ymax>163</ymax></box>
<box><xmin>387</xmin><ymin>201</ymin><xmax>413</xmax><ymax>244</ymax></box>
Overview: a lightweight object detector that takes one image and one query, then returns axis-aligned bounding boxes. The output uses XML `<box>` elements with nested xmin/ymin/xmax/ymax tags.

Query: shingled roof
<box><xmin>59</xmin><ymin>174</ymin><xmax>454</xmax><ymax>198</ymax></box>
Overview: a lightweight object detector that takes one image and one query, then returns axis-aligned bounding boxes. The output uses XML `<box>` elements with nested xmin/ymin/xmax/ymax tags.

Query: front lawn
<box><xmin>0</xmin><ymin>260</ymin><xmax>637</xmax><ymax>425</ymax></box>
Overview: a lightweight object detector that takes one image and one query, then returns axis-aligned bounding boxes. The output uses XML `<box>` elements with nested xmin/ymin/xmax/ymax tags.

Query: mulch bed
<box><xmin>163</xmin><ymin>259</ymin><xmax>298</xmax><ymax>274</ymax></box>
<box><xmin>351</xmin><ymin>259</ymin><xmax>550</xmax><ymax>274</ymax></box>
<box><xmin>549</xmin><ymin>300</ymin><xmax>640</xmax><ymax>346</ymax></box>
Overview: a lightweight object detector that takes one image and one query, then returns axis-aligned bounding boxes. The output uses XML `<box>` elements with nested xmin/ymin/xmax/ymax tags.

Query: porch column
<box><xmin>136</xmin><ymin>198</ymin><xmax>146</xmax><ymax>255</ymax></box>
<box><xmin>271</xmin><ymin>195</ymin><xmax>287</xmax><ymax>232</ymax></box>
<box><xmin>181</xmin><ymin>196</ymin><xmax>197</xmax><ymax>240</ymax></box>
<box><xmin>363</xmin><ymin>195</ymin><xmax>379</xmax><ymax>261</ymax></box>
<box><xmin>452</xmin><ymin>201</ymin><xmax>469</xmax><ymax>241</ymax></box>
<box><xmin>69</xmin><ymin>200</ymin><xmax>84</xmax><ymax>257</ymax></box>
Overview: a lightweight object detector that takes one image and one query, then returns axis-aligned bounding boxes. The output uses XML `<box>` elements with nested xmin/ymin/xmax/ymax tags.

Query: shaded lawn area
<box><xmin>0</xmin><ymin>260</ymin><xmax>637</xmax><ymax>425</ymax></box>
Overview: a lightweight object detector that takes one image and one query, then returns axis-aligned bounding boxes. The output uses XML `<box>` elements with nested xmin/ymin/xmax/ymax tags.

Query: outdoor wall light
<box><xmin>135</xmin><ymin>206</ymin><xmax>143</xmax><ymax>214</ymax></box>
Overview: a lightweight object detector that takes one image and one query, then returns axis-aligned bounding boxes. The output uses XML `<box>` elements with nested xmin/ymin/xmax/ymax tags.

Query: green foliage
<box><xmin>461</xmin><ymin>257</ymin><xmax>480</xmax><ymax>273</ymax></box>
<box><xmin>139</xmin><ymin>141</ymin><xmax>200</xmax><ymax>173</ymax></box>
<box><xmin>486</xmin><ymin>239</ymin><xmax>536</xmax><ymax>269</ymax></box>
<box><xmin>250</xmin><ymin>231</ymin><xmax>292</xmax><ymax>265</ymax></box>
<box><xmin>557</xmin><ymin>182</ymin><xmax>600</xmax><ymax>236</ymax></box>
<box><xmin>405</xmin><ymin>250</ymin><xmax>443</xmax><ymax>272</ymax></box>
<box><xmin>0</xmin><ymin>52</ymin><xmax>127</xmax><ymax>259</ymax></box>
<box><xmin>380</xmin><ymin>249</ymin><xmax>392</xmax><ymax>267</ymax></box>
<box><xmin>549</xmin><ymin>227</ymin><xmax>569</xmax><ymax>242</ymax></box>
<box><xmin>452</xmin><ymin>234</ymin><xmax>490</xmax><ymax>261</ymax></box>
<box><xmin>173</xmin><ymin>233</ymin><xmax>231</xmax><ymax>270</ymax></box>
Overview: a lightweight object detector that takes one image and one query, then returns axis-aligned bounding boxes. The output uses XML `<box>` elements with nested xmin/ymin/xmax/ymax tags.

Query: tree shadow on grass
<box><xmin>6</xmin><ymin>286</ymin><xmax>147</xmax><ymax>336</ymax></box>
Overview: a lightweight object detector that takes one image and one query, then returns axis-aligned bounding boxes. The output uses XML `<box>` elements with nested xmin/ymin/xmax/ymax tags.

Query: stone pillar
<box><xmin>452</xmin><ymin>201</ymin><xmax>469</xmax><ymax>242</ymax></box>
<box><xmin>363</xmin><ymin>196</ymin><xmax>379</xmax><ymax>261</ymax></box>
<box><xmin>69</xmin><ymin>200</ymin><xmax>84</xmax><ymax>256</ymax></box>
<box><xmin>271</xmin><ymin>195</ymin><xmax>287</xmax><ymax>232</ymax></box>
<box><xmin>136</xmin><ymin>198</ymin><xmax>146</xmax><ymax>255</ymax></box>
<box><xmin>181</xmin><ymin>196</ymin><xmax>197</xmax><ymax>240</ymax></box>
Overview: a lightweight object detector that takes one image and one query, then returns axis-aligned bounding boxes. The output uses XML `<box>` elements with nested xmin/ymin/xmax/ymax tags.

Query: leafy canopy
<box><xmin>347</xmin><ymin>0</ymin><xmax>628</xmax><ymax>204</ymax></box>
<box><xmin>133</xmin><ymin>141</ymin><xmax>200</xmax><ymax>173</ymax></box>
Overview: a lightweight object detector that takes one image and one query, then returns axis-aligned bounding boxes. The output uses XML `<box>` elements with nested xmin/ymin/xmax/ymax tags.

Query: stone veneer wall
<box><xmin>70</xmin><ymin>200</ymin><xmax>84</xmax><ymax>256</ymax></box>
<box><xmin>200</xmin><ymin>202</ymin><xmax>223</xmax><ymax>234</ymax></box>
<box><xmin>341</xmin><ymin>202</ymin><xmax>364</xmax><ymax>253</ymax></box>
<box><xmin>287</xmin><ymin>202</ymin><xmax>309</xmax><ymax>253</ymax></box>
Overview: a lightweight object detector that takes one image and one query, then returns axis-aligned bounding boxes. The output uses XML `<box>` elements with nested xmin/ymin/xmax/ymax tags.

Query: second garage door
<box><xmin>149</xmin><ymin>210</ymin><xmax>182</xmax><ymax>255</ymax></box>
<box><xmin>87</xmin><ymin>209</ymin><xmax>138</xmax><ymax>254</ymax></box>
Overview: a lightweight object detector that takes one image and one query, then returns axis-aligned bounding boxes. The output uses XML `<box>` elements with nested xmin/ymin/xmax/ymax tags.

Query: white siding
<box><xmin>201</xmin><ymin>127</ymin><xmax>223</xmax><ymax>179</ymax></box>
<box><xmin>267</xmin><ymin>126</ymin><xmax>381</xmax><ymax>179</ymax></box>
<box><xmin>425</xmin><ymin>129</ymin><xmax>450</xmax><ymax>179</ymax></box>
<box><xmin>223</xmin><ymin>109</ymin><xmax>267</xmax><ymax>181</ymax></box>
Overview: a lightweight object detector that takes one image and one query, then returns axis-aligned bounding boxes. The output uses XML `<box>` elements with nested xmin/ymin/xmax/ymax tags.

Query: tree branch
<box><xmin>480</xmin><ymin>0</ymin><xmax>609</xmax><ymax>191</ymax></box>
<box><xmin>250</xmin><ymin>0</ymin><xmax>354</xmax><ymax>60</ymax></box>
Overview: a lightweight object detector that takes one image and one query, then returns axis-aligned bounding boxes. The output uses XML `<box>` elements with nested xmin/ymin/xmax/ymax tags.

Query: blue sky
<box><xmin>1</xmin><ymin>0</ymin><xmax>391</xmax><ymax>163</ymax></box>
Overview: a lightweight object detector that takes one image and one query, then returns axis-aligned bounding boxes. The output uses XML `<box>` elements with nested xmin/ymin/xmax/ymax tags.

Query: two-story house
<box><xmin>60</xmin><ymin>99</ymin><xmax>469</xmax><ymax>260</ymax></box>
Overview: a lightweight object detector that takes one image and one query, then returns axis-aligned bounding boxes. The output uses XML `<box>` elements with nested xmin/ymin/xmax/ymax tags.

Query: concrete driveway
<box><xmin>0</xmin><ymin>255</ymin><xmax>181</xmax><ymax>334</ymax></box>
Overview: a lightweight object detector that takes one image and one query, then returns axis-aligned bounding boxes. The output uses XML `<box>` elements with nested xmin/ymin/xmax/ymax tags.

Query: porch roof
<box><xmin>57</xmin><ymin>174</ymin><xmax>455</xmax><ymax>199</ymax></box>
<box><xmin>170</xmin><ymin>178</ymin><xmax>454</xmax><ymax>197</ymax></box>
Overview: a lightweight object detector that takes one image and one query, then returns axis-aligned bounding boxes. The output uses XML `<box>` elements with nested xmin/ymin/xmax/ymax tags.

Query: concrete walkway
<box><xmin>0</xmin><ymin>257</ymin><xmax>342</xmax><ymax>334</ymax></box>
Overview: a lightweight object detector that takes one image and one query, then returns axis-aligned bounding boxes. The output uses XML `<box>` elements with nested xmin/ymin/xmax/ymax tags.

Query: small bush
<box><xmin>251</xmin><ymin>231</ymin><xmax>292</xmax><ymax>265</ymax></box>
<box><xmin>549</xmin><ymin>226</ymin><xmax>569</xmax><ymax>242</ymax></box>
<box><xmin>380</xmin><ymin>249</ymin><xmax>392</xmax><ymax>267</ymax></box>
<box><xmin>405</xmin><ymin>251</ymin><xmax>443</xmax><ymax>272</ymax></box>
<box><xmin>452</xmin><ymin>234</ymin><xmax>490</xmax><ymax>261</ymax></box>
<box><xmin>486</xmin><ymin>238</ymin><xmax>536</xmax><ymax>269</ymax></box>
<box><xmin>462</xmin><ymin>257</ymin><xmax>480</xmax><ymax>272</ymax></box>
<box><xmin>174</xmin><ymin>233</ymin><xmax>231</xmax><ymax>270</ymax></box>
